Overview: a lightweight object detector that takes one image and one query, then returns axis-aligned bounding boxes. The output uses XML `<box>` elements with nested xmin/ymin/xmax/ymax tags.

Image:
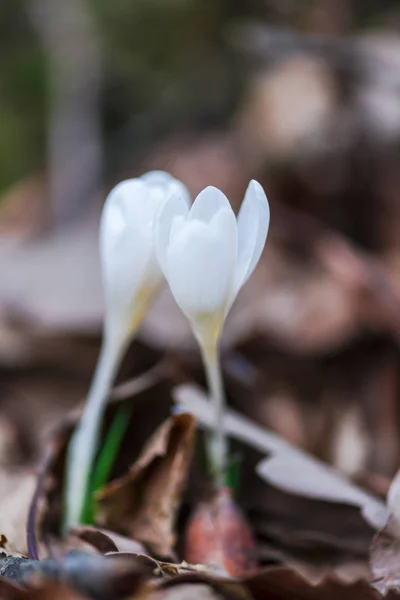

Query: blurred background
<box><xmin>1</xmin><ymin>0</ymin><xmax>400</xmax><ymax>536</ymax></box>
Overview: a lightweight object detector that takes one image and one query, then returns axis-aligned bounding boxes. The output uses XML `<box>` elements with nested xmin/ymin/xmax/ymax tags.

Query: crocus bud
<box><xmin>100</xmin><ymin>171</ymin><xmax>191</xmax><ymax>342</ymax></box>
<box><xmin>65</xmin><ymin>171</ymin><xmax>189</xmax><ymax>531</ymax></box>
<box><xmin>154</xmin><ymin>181</ymin><xmax>270</xmax><ymax>345</ymax></box>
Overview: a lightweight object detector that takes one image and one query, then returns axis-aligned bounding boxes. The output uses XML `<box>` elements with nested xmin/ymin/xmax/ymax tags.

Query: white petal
<box><xmin>165</xmin><ymin>178</ymin><xmax>191</xmax><ymax>206</ymax></box>
<box><xmin>102</xmin><ymin>218</ymin><xmax>150</xmax><ymax>317</ymax></box>
<box><xmin>100</xmin><ymin>179</ymin><xmax>160</xmax><ymax>320</ymax></box>
<box><xmin>165</xmin><ymin>208</ymin><xmax>237</xmax><ymax>317</ymax></box>
<box><xmin>153</xmin><ymin>191</ymin><xmax>190</xmax><ymax>275</ymax></box>
<box><xmin>140</xmin><ymin>170</ymin><xmax>175</xmax><ymax>185</ymax></box>
<box><xmin>141</xmin><ymin>170</ymin><xmax>191</xmax><ymax>207</ymax></box>
<box><xmin>189</xmin><ymin>186</ymin><xmax>232</xmax><ymax>223</ymax></box>
<box><xmin>100</xmin><ymin>179</ymin><xmax>145</xmax><ymax>265</ymax></box>
<box><xmin>103</xmin><ymin>178</ymin><xmax>157</xmax><ymax>231</ymax></box>
<box><xmin>170</xmin><ymin>214</ymin><xmax>186</xmax><ymax>240</ymax></box>
<box><xmin>235</xmin><ymin>180</ymin><xmax>270</xmax><ymax>290</ymax></box>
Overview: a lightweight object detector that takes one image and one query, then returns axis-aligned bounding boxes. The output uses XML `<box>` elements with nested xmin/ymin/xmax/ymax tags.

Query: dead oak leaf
<box><xmin>97</xmin><ymin>413</ymin><xmax>196</xmax><ymax>558</ymax></box>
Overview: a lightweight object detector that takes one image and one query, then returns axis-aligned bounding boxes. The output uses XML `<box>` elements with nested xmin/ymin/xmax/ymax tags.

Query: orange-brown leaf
<box><xmin>97</xmin><ymin>413</ymin><xmax>196</xmax><ymax>558</ymax></box>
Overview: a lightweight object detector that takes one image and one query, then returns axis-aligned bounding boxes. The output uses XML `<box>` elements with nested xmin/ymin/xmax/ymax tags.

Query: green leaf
<box><xmin>224</xmin><ymin>444</ymin><xmax>242</xmax><ymax>495</ymax></box>
<box><xmin>80</xmin><ymin>403</ymin><xmax>134</xmax><ymax>524</ymax></box>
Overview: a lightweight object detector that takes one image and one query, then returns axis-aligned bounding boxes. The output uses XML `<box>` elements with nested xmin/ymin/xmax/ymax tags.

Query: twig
<box><xmin>28</xmin><ymin>0</ymin><xmax>102</xmax><ymax>231</ymax></box>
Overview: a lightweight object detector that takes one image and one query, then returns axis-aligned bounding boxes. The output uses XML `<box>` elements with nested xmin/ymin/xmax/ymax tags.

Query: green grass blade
<box><xmin>80</xmin><ymin>403</ymin><xmax>133</xmax><ymax>524</ymax></box>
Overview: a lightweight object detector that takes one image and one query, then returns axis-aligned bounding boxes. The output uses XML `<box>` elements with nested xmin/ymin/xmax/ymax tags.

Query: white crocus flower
<box><xmin>154</xmin><ymin>181</ymin><xmax>270</xmax><ymax>484</ymax></box>
<box><xmin>65</xmin><ymin>171</ymin><xmax>190</xmax><ymax>530</ymax></box>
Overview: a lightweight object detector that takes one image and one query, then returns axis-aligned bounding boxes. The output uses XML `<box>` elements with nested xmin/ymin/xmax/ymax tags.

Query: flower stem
<box><xmin>200</xmin><ymin>341</ymin><xmax>228</xmax><ymax>488</ymax></box>
<box><xmin>64</xmin><ymin>334</ymin><xmax>125</xmax><ymax>531</ymax></box>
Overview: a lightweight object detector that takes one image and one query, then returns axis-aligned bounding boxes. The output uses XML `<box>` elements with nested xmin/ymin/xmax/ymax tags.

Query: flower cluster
<box><xmin>65</xmin><ymin>170</ymin><xmax>270</xmax><ymax>529</ymax></box>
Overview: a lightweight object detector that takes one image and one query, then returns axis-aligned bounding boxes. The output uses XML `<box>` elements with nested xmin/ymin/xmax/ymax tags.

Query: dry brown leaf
<box><xmin>0</xmin><ymin>578</ymin><xmax>27</xmax><ymax>600</ymax></box>
<box><xmin>370</xmin><ymin>467</ymin><xmax>400</xmax><ymax>594</ymax></box>
<box><xmin>145</xmin><ymin>582</ymin><xmax>239</xmax><ymax>600</ymax></box>
<box><xmin>38</xmin><ymin>527</ymin><xmax>144</xmax><ymax>559</ymax></box>
<box><xmin>97</xmin><ymin>413</ymin><xmax>196</xmax><ymax>558</ymax></box>
<box><xmin>0</xmin><ymin>553</ymin><xmax>147</xmax><ymax>599</ymax></box>
<box><xmin>0</xmin><ymin>552</ymin><xmax>390</xmax><ymax>600</ymax></box>
<box><xmin>27</xmin><ymin>367</ymin><xmax>171</xmax><ymax>560</ymax></box>
<box><xmin>72</xmin><ymin>527</ymin><xmax>146</xmax><ymax>555</ymax></box>
<box><xmin>0</xmin><ymin>580</ymin><xmax>85</xmax><ymax>600</ymax></box>
<box><xmin>0</xmin><ymin>176</ymin><xmax>50</xmax><ymax>239</ymax></box>
<box><xmin>0</xmin><ymin>416</ymin><xmax>26</xmax><ymax>466</ymax></box>
<box><xmin>0</xmin><ymin>469</ymin><xmax>37</xmax><ymax>555</ymax></box>
<box><xmin>370</xmin><ymin>530</ymin><xmax>400</xmax><ymax>595</ymax></box>
<box><xmin>235</xmin><ymin>54</ymin><xmax>338</xmax><ymax>162</ymax></box>
<box><xmin>242</xmin><ymin>567</ymin><xmax>388</xmax><ymax>600</ymax></box>
<box><xmin>27</xmin><ymin>421</ymin><xmax>71</xmax><ymax>560</ymax></box>
<box><xmin>159</xmin><ymin>584</ymin><xmax>228</xmax><ymax>600</ymax></box>
<box><xmin>23</xmin><ymin>586</ymin><xmax>86</xmax><ymax>600</ymax></box>
<box><xmin>0</xmin><ymin>216</ymin><xmax>102</xmax><ymax>334</ymax></box>
<box><xmin>138</xmin><ymin>565</ymin><xmax>391</xmax><ymax>600</ymax></box>
<box><xmin>175</xmin><ymin>384</ymin><xmax>386</xmax><ymax>529</ymax></box>
<box><xmin>225</xmin><ymin>251</ymin><xmax>362</xmax><ymax>354</ymax></box>
<box><xmin>69</xmin><ymin>528</ymin><xmax>119</xmax><ymax>554</ymax></box>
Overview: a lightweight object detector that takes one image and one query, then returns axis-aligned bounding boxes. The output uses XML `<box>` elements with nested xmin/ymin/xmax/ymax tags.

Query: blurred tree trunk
<box><xmin>29</xmin><ymin>0</ymin><xmax>102</xmax><ymax>231</ymax></box>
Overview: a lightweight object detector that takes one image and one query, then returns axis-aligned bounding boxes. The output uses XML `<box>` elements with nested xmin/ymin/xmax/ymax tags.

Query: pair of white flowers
<box><xmin>101</xmin><ymin>171</ymin><xmax>269</xmax><ymax>345</ymax></box>
<box><xmin>65</xmin><ymin>171</ymin><xmax>270</xmax><ymax>530</ymax></box>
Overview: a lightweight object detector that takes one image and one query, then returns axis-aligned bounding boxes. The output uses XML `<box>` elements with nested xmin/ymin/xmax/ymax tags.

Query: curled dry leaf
<box><xmin>174</xmin><ymin>384</ymin><xmax>386</xmax><ymax>530</ymax></box>
<box><xmin>71</xmin><ymin>527</ymin><xmax>146</xmax><ymax>555</ymax></box>
<box><xmin>69</xmin><ymin>528</ymin><xmax>119</xmax><ymax>554</ymax></box>
<box><xmin>27</xmin><ymin>366</ymin><xmax>172</xmax><ymax>559</ymax></box>
<box><xmin>26</xmin><ymin>421</ymin><xmax>72</xmax><ymax>560</ymax></box>
<box><xmin>184</xmin><ymin>487</ymin><xmax>257</xmax><ymax>576</ymax></box>
<box><xmin>97</xmin><ymin>413</ymin><xmax>196</xmax><ymax>558</ymax></box>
